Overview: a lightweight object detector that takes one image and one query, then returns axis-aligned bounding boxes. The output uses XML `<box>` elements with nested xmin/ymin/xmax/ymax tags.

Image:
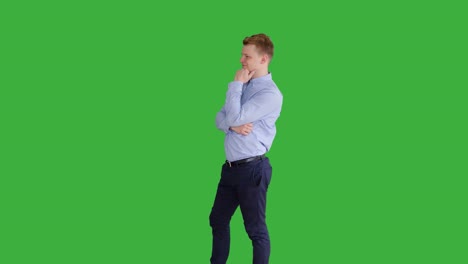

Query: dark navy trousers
<box><xmin>209</xmin><ymin>157</ymin><xmax>272</xmax><ymax>264</ymax></box>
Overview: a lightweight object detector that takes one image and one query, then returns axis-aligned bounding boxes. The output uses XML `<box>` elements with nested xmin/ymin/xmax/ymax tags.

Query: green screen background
<box><xmin>1</xmin><ymin>1</ymin><xmax>466</xmax><ymax>263</ymax></box>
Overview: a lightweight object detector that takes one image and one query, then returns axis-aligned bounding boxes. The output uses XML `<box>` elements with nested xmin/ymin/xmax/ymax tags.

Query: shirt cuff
<box><xmin>228</xmin><ymin>81</ymin><xmax>243</xmax><ymax>91</ymax></box>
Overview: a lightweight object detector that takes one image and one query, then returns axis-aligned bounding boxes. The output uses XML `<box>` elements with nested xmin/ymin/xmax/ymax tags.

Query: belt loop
<box><xmin>228</xmin><ymin>161</ymin><xmax>232</xmax><ymax>167</ymax></box>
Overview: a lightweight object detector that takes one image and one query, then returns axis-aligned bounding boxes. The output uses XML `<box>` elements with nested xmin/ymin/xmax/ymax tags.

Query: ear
<box><xmin>261</xmin><ymin>54</ymin><xmax>269</xmax><ymax>64</ymax></box>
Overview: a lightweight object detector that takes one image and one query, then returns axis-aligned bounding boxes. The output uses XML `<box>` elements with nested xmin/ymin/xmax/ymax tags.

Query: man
<box><xmin>210</xmin><ymin>33</ymin><xmax>283</xmax><ymax>264</ymax></box>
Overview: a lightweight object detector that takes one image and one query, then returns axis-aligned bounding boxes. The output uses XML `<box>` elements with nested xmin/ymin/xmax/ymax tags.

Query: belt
<box><xmin>226</xmin><ymin>154</ymin><xmax>266</xmax><ymax>167</ymax></box>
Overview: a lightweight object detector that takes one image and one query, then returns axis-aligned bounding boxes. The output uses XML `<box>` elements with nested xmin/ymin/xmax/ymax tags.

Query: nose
<box><xmin>240</xmin><ymin>56</ymin><xmax>245</xmax><ymax>64</ymax></box>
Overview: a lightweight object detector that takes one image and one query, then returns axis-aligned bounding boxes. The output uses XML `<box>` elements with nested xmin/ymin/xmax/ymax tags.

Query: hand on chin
<box><xmin>243</xmin><ymin>66</ymin><xmax>254</xmax><ymax>73</ymax></box>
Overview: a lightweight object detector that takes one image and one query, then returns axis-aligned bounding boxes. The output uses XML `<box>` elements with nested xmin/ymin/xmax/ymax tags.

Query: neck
<box><xmin>252</xmin><ymin>68</ymin><xmax>269</xmax><ymax>79</ymax></box>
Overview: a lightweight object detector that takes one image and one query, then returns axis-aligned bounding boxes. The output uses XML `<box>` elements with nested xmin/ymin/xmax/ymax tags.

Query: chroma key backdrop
<box><xmin>0</xmin><ymin>1</ymin><xmax>466</xmax><ymax>263</ymax></box>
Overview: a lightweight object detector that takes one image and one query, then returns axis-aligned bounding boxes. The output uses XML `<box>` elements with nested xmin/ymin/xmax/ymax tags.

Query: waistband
<box><xmin>226</xmin><ymin>154</ymin><xmax>266</xmax><ymax>167</ymax></box>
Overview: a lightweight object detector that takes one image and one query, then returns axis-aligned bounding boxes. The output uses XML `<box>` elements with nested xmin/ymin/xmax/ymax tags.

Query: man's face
<box><xmin>240</xmin><ymin>44</ymin><xmax>264</xmax><ymax>72</ymax></box>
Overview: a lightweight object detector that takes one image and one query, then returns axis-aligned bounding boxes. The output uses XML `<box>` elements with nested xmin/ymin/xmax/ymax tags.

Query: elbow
<box><xmin>215</xmin><ymin>123</ymin><xmax>224</xmax><ymax>131</ymax></box>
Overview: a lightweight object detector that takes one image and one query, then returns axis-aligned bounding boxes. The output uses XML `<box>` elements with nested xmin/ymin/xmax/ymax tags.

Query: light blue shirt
<box><xmin>216</xmin><ymin>73</ymin><xmax>283</xmax><ymax>162</ymax></box>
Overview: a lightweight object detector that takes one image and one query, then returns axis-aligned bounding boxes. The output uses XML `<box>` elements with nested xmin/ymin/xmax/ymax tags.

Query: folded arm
<box><xmin>224</xmin><ymin>81</ymin><xmax>282</xmax><ymax>127</ymax></box>
<box><xmin>216</xmin><ymin>106</ymin><xmax>254</xmax><ymax>136</ymax></box>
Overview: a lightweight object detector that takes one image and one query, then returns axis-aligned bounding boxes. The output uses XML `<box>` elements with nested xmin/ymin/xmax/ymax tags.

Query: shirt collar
<box><xmin>250</xmin><ymin>72</ymin><xmax>272</xmax><ymax>84</ymax></box>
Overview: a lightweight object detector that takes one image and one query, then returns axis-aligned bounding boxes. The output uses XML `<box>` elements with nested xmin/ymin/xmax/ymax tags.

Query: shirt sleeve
<box><xmin>215</xmin><ymin>106</ymin><xmax>230</xmax><ymax>133</ymax></box>
<box><xmin>224</xmin><ymin>81</ymin><xmax>282</xmax><ymax>127</ymax></box>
